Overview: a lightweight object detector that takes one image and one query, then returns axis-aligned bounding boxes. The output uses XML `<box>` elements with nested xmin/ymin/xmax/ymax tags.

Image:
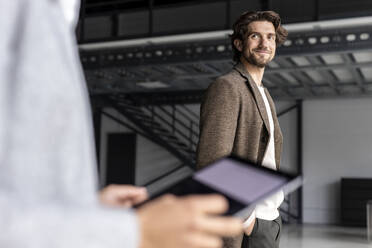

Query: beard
<box><xmin>242</xmin><ymin>49</ymin><xmax>273</xmax><ymax>68</ymax></box>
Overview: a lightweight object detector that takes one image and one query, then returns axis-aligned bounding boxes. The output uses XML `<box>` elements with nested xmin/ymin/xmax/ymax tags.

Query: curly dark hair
<box><xmin>230</xmin><ymin>11</ymin><xmax>288</xmax><ymax>62</ymax></box>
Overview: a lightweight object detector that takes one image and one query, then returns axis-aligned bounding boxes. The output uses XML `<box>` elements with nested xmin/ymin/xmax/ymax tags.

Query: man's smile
<box><xmin>253</xmin><ymin>49</ymin><xmax>271</xmax><ymax>55</ymax></box>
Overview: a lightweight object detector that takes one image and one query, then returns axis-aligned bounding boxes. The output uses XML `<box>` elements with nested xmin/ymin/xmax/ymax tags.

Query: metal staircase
<box><xmin>99</xmin><ymin>94</ymin><xmax>302</xmax><ymax>223</ymax></box>
<box><xmin>102</xmin><ymin>94</ymin><xmax>199</xmax><ymax>168</ymax></box>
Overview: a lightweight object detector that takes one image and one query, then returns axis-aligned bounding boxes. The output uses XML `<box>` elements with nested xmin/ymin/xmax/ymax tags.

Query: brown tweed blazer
<box><xmin>196</xmin><ymin>63</ymin><xmax>283</xmax><ymax>169</ymax></box>
<box><xmin>196</xmin><ymin>63</ymin><xmax>283</xmax><ymax>248</ymax></box>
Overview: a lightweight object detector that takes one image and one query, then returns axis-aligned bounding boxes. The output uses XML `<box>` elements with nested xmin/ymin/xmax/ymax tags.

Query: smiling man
<box><xmin>196</xmin><ymin>11</ymin><xmax>288</xmax><ymax>248</ymax></box>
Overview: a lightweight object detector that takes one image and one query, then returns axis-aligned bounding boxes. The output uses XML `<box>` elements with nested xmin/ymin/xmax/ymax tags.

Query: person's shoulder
<box><xmin>210</xmin><ymin>69</ymin><xmax>246</xmax><ymax>90</ymax></box>
<box><xmin>218</xmin><ymin>68</ymin><xmax>244</xmax><ymax>82</ymax></box>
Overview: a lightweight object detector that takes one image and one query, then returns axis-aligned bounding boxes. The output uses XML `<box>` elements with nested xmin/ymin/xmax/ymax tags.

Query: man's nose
<box><xmin>260</xmin><ymin>37</ymin><xmax>270</xmax><ymax>47</ymax></box>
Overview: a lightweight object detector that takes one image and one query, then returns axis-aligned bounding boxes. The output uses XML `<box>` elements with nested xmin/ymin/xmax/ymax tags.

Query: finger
<box><xmin>130</xmin><ymin>189</ymin><xmax>149</xmax><ymax>204</ymax></box>
<box><xmin>100</xmin><ymin>185</ymin><xmax>148</xmax><ymax>207</ymax></box>
<box><xmin>116</xmin><ymin>193</ymin><xmax>147</xmax><ymax>206</ymax></box>
<box><xmin>185</xmin><ymin>233</ymin><xmax>223</xmax><ymax>248</ymax></box>
<box><xmin>182</xmin><ymin>194</ymin><xmax>229</xmax><ymax>214</ymax></box>
<box><xmin>196</xmin><ymin>216</ymin><xmax>243</xmax><ymax>237</ymax></box>
<box><xmin>111</xmin><ymin>185</ymin><xmax>148</xmax><ymax>199</ymax></box>
<box><xmin>112</xmin><ymin>200</ymin><xmax>132</xmax><ymax>208</ymax></box>
<box><xmin>138</xmin><ymin>194</ymin><xmax>176</xmax><ymax>209</ymax></box>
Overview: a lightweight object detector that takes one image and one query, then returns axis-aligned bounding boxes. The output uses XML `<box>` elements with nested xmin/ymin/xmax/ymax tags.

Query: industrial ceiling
<box><xmin>78</xmin><ymin>0</ymin><xmax>372</xmax><ymax>103</ymax></box>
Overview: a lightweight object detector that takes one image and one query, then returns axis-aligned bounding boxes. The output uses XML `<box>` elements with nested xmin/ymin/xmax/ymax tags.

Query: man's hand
<box><xmin>243</xmin><ymin>218</ymin><xmax>256</xmax><ymax>236</ymax></box>
<box><xmin>99</xmin><ymin>184</ymin><xmax>148</xmax><ymax>208</ymax></box>
<box><xmin>138</xmin><ymin>194</ymin><xmax>243</xmax><ymax>248</ymax></box>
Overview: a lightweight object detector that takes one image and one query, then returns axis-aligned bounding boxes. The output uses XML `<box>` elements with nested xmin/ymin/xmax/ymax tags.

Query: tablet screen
<box><xmin>193</xmin><ymin>158</ymin><xmax>288</xmax><ymax>205</ymax></box>
<box><xmin>147</xmin><ymin>156</ymin><xmax>300</xmax><ymax>217</ymax></box>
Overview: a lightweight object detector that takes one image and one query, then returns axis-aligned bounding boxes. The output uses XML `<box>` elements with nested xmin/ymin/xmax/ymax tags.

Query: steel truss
<box><xmin>81</xmin><ymin>24</ymin><xmax>372</xmax><ymax>100</ymax></box>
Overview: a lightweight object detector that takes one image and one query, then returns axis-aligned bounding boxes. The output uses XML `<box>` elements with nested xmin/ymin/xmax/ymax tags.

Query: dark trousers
<box><xmin>241</xmin><ymin>216</ymin><xmax>282</xmax><ymax>248</ymax></box>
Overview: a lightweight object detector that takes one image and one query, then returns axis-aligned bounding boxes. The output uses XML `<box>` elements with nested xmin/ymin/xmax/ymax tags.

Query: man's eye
<box><xmin>251</xmin><ymin>34</ymin><xmax>258</xmax><ymax>39</ymax></box>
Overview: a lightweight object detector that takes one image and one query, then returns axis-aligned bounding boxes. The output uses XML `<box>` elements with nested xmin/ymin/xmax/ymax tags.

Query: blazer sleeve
<box><xmin>0</xmin><ymin>2</ymin><xmax>139</xmax><ymax>248</ymax></box>
<box><xmin>196</xmin><ymin>78</ymin><xmax>240</xmax><ymax>169</ymax></box>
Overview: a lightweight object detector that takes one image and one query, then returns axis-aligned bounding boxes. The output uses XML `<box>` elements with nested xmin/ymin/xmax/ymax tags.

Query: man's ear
<box><xmin>233</xmin><ymin>39</ymin><xmax>243</xmax><ymax>52</ymax></box>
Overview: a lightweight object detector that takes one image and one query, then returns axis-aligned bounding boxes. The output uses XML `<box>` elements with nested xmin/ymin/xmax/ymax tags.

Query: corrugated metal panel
<box><xmin>319</xmin><ymin>0</ymin><xmax>372</xmax><ymax>19</ymax></box>
<box><xmin>153</xmin><ymin>2</ymin><xmax>226</xmax><ymax>34</ymax></box>
<box><xmin>118</xmin><ymin>11</ymin><xmax>149</xmax><ymax>36</ymax></box>
<box><xmin>271</xmin><ymin>0</ymin><xmax>315</xmax><ymax>23</ymax></box>
<box><xmin>84</xmin><ymin>16</ymin><xmax>112</xmax><ymax>40</ymax></box>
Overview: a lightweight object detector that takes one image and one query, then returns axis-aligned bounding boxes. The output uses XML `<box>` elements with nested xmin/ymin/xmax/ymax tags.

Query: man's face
<box><xmin>236</xmin><ymin>21</ymin><xmax>277</xmax><ymax>68</ymax></box>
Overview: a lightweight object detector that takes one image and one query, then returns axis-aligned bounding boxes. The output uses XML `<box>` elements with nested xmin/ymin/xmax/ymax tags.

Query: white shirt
<box><xmin>243</xmin><ymin>86</ymin><xmax>284</xmax><ymax>227</ymax></box>
<box><xmin>258</xmin><ymin>86</ymin><xmax>276</xmax><ymax>170</ymax></box>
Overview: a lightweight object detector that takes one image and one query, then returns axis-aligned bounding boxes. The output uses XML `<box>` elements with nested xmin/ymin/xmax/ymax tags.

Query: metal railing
<box><xmin>104</xmin><ymin>95</ymin><xmax>199</xmax><ymax>167</ymax></box>
<box><xmin>143</xmin><ymin>104</ymin><xmax>199</xmax><ymax>152</ymax></box>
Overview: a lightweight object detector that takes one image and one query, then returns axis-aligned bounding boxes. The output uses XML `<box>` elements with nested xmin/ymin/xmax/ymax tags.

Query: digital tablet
<box><xmin>145</xmin><ymin>156</ymin><xmax>302</xmax><ymax>219</ymax></box>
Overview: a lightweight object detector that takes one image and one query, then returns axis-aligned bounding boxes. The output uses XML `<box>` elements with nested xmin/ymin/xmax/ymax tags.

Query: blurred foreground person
<box><xmin>0</xmin><ymin>1</ymin><xmax>242</xmax><ymax>248</ymax></box>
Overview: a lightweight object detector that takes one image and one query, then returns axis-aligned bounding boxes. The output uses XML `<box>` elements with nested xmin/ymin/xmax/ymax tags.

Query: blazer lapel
<box><xmin>234</xmin><ymin>63</ymin><xmax>271</xmax><ymax>135</ymax></box>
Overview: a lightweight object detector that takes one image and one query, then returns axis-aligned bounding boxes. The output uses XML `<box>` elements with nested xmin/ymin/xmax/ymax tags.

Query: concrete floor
<box><xmin>280</xmin><ymin>224</ymin><xmax>371</xmax><ymax>248</ymax></box>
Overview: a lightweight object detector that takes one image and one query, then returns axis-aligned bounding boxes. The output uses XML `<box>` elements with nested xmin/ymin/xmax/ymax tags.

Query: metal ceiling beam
<box><xmin>272</xmin><ymin>91</ymin><xmax>372</xmax><ymax>101</ymax></box>
<box><xmin>80</xmin><ymin>24</ymin><xmax>372</xmax><ymax>68</ymax></box>
<box><xmin>266</xmin><ymin>60</ymin><xmax>372</xmax><ymax>74</ymax></box>
<box><xmin>124</xmin><ymin>90</ymin><xmax>205</xmax><ymax>105</ymax></box>
<box><xmin>268</xmin><ymin>81</ymin><xmax>372</xmax><ymax>99</ymax></box>
<box><xmin>305</xmin><ymin>55</ymin><xmax>341</xmax><ymax>95</ymax></box>
<box><xmin>278</xmin><ymin>29</ymin><xmax>372</xmax><ymax>56</ymax></box>
<box><xmin>263</xmin><ymin>74</ymin><xmax>293</xmax><ymax>97</ymax></box>
<box><xmin>83</xmin><ymin>58</ymin><xmax>372</xmax><ymax>85</ymax></box>
<box><xmin>268</xmin><ymin>81</ymin><xmax>372</xmax><ymax>94</ymax></box>
<box><xmin>275</xmin><ymin>57</ymin><xmax>316</xmax><ymax>96</ymax></box>
<box><xmin>341</xmin><ymin>53</ymin><xmax>367</xmax><ymax>93</ymax></box>
<box><xmin>81</xmin><ymin>19</ymin><xmax>372</xmax><ymax>101</ymax></box>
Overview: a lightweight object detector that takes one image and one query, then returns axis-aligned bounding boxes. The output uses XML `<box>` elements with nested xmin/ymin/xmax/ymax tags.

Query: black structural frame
<box><xmin>276</xmin><ymin>100</ymin><xmax>303</xmax><ymax>223</ymax></box>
